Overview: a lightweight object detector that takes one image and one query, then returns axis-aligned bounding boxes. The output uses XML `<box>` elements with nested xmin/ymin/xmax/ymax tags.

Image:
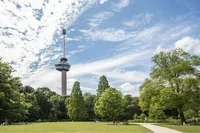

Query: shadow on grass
<box><xmin>106</xmin><ymin>123</ymin><xmax>139</xmax><ymax>126</ymax></box>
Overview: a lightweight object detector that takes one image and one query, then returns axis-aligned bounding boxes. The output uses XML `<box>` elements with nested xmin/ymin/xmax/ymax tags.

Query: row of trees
<box><xmin>0</xmin><ymin>58</ymin><xmax>142</xmax><ymax>122</ymax></box>
<box><xmin>1</xmin><ymin>48</ymin><xmax>199</xmax><ymax>124</ymax></box>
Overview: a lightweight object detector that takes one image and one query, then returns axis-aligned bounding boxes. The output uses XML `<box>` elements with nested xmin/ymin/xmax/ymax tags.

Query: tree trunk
<box><xmin>179</xmin><ymin>112</ymin><xmax>187</xmax><ymax>125</ymax></box>
<box><xmin>113</xmin><ymin>118</ymin><xmax>115</xmax><ymax>125</ymax></box>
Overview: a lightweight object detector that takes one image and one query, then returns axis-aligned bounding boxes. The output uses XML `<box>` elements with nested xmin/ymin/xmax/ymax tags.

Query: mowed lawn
<box><xmin>155</xmin><ymin>124</ymin><xmax>200</xmax><ymax>133</ymax></box>
<box><xmin>0</xmin><ymin>122</ymin><xmax>152</xmax><ymax>133</ymax></box>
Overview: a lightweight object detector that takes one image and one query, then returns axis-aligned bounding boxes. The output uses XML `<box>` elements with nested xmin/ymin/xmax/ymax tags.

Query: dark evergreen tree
<box><xmin>67</xmin><ymin>81</ymin><xmax>88</xmax><ymax>120</ymax></box>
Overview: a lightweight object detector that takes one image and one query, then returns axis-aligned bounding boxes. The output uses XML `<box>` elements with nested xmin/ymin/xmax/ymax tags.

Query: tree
<box><xmin>67</xmin><ymin>81</ymin><xmax>88</xmax><ymax>121</ymax></box>
<box><xmin>19</xmin><ymin>85</ymin><xmax>40</xmax><ymax>122</ymax></box>
<box><xmin>97</xmin><ymin>75</ymin><xmax>110</xmax><ymax>97</ymax></box>
<box><xmin>49</xmin><ymin>95</ymin><xmax>67</xmax><ymax>121</ymax></box>
<box><xmin>95</xmin><ymin>87</ymin><xmax>123</xmax><ymax>123</ymax></box>
<box><xmin>83</xmin><ymin>93</ymin><xmax>96</xmax><ymax>120</ymax></box>
<box><xmin>120</xmin><ymin>95</ymin><xmax>142</xmax><ymax>120</ymax></box>
<box><xmin>25</xmin><ymin>92</ymin><xmax>40</xmax><ymax>122</ymax></box>
<box><xmin>34</xmin><ymin>87</ymin><xmax>56</xmax><ymax>119</ymax></box>
<box><xmin>19</xmin><ymin>85</ymin><xmax>34</xmax><ymax>94</ymax></box>
<box><xmin>0</xmin><ymin>58</ymin><xmax>29</xmax><ymax>122</ymax></box>
<box><xmin>139</xmin><ymin>48</ymin><xmax>200</xmax><ymax>124</ymax></box>
<box><xmin>95</xmin><ymin>75</ymin><xmax>110</xmax><ymax>116</ymax></box>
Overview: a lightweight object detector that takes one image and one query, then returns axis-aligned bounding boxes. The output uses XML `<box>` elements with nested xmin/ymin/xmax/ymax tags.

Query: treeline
<box><xmin>0</xmin><ymin>58</ymin><xmax>141</xmax><ymax>122</ymax></box>
<box><xmin>1</xmin><ymin>48</ymin><xmax>200</xmax><ymax>124</ymax></box>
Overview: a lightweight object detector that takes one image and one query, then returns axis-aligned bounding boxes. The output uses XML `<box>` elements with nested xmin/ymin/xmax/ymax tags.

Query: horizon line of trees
<box><xmin>0</xmin><ymin>57</ymin><xmax>142</xmax><ymax>122</ymax></box>
<box><xmin>0</xmin><ymin>48</ymin><xmax>200</xmax><ymax>125</ymax></box>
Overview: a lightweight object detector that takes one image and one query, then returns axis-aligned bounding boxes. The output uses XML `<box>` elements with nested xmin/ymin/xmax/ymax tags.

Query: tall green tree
<box><xmin>67</xmin><ymin>81</ymin><xmax>88</xmax><ymax>121</ymax></box>
<box><xmin>95</xmin><ymin>75</ymin><xmax>110</xmax><ymax>116</ymax></box>
<box><xmin>95</xmin><ymin>87</ymin><xmax>123</xmax><ymax>123</ymax></box>
<box><xmin>97</xmin><ymin>75</ymin><xmax>110</xmax><ymax>97</ymax></box>
<box><xmin>139</xmin><ymin>48</ymin><xmax>200</xmax><ymax>124</ymax></box>
<box><xmin>0</xmin><ymin>58</ymin><xmax>28</xmax><ymax>121</ymax></box>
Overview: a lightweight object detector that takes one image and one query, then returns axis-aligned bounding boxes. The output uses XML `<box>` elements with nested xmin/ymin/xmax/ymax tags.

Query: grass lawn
<box><xmin>0</xmin><ymin>122</ymin><xmax>152</xmax><ymax>133</ymax></box>
<box><xmin>155</xmin><ymin>124</ymin><xmax>200</xmax><ymax>133</ymax></box>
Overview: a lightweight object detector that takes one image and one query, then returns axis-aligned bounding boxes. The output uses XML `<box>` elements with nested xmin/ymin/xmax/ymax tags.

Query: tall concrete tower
<box><xmin>55</xmin><ymin>29</ymin><xmax>70</xmax><ymax>96</ymax></box>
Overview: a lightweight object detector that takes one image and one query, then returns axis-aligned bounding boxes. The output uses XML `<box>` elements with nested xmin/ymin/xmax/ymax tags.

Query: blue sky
<box><xmin>0</xmin><ymin>0</ymin><xmax>200</xmax><ymax>96</ymax></box>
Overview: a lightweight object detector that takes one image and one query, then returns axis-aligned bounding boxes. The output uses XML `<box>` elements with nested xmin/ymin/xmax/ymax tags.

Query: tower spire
<box><xmin>62</xmin><ymin>28</ymin><xmax>66</xmax><ymax>57</ymax></box>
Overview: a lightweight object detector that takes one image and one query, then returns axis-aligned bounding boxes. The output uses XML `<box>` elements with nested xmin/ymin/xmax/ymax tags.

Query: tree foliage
<box><xmin>0</xmin><ymin>58</ymin><xmax>28</xmax><ymax>121</ymax></box>
<box><xmin>139</xmin><ymin>48</ymin><xmax>200</xmax><ymax>124</ymax></box>
<box><xmin>121</xmin><ymin>95</ymin><xmax>142</xmax><ymax>120</ymax></box>
<box><xmin>95</xmin><ymin>87</ymin><xmax>123</xmax><ymax>122</ymax></box>
<box><xmin>34</xmin><ymin>87</ymin><xmax>55</xmax><ymax>119</ymax></box>
<box><xmin>83</xmin><ymin>93</ymin><xmax>96</xmax><ymax>120</ymax></box>
<box><xmin>67</xmin><ymin>81</ymin><xmax>88</xmax><ymax>121</ymax></box>
<box><xmin>95</xmin><ymin>75</ymin><xmax>110</xmax><ymax>116</ymax></box>
<box><xmin>97</xmin><ymin>75</ymin><xmax>110</xmax><ymax>97</ymax></box>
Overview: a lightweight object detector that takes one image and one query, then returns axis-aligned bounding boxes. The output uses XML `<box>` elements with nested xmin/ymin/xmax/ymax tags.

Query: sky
<box><xmin>0</xmin><ymin>0</ymin><xmax>200</xmax><ymax>96</ymax></box>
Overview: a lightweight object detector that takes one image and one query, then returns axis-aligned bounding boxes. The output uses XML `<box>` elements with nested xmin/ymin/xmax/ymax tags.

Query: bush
<box><xmin>184</xmin><ymin>109</ymin><xmax>197</xmax><ymax>119</ymax></box>
<box><xmin>128</xmin><ymin>119</ymin><xmax>167</xmax><ymax>123</ymax></box>
<box><xmin>133</xmin><ymin>114</ymin><xmax>139</xmax><ymax>120</ymax></box>
<box><xmin>149</xmin><ymin>109</ymin><xmax>166</xmax><ymax>120</ymax></box>
<box><xmin>139</xmin><ymin>113</ymin><xmax>146</xmax><ymax>120</ymax></box>
<box><xmin>165</xmin><ymin>117</ymin><xmax>181</xmax><ymax>125</ymax></box>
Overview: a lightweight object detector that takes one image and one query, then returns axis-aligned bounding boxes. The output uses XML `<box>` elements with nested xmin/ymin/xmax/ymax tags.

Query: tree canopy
<box><xmin>95</xmin><ymin>87</ymin><xmax>123</xmax><ymax>122</ymax></box>
<box><xmin>0</xmin><ymin>58</ymin><xmax>28</xmax><ymax>121</ymax></box>
<box><xmin>139</xmin><ymin>48</ymin><xmax>200</xmax><ymax>124</ymax></box>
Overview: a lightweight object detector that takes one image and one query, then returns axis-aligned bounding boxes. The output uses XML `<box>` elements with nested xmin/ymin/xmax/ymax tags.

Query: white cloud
<box><xmin>22</xmin><ymin>67</ymin><xmax>78</xmax><ymax>94</ymax></box>
<box><xmin>135</xmin><ymin>24</ymin><xmax>162</xmax><ymax>41</ymax></box>
<box><xmin>98</xmin><ymin>69</ymin><xmax>148</xmax><ymax>83</ymax></box>
<box><xmin>113</xmin><ymin>0</ymin><xmax>131</xmax><ymax>11</ymax></box>
<box><xmin>68</xmin><ymin>44</ymin><xmax>89</xmax><ymax>55</ymax></box>
<box><xmin>119</xmin><ymin>82</ymin><xmax>140</xmax><ymax>96</ymax></box>
<box><xmin>175</xmin><ymin>36</ymin><xmax>200</xmax><ymax>55</ymax></box>
<box><xmin>88</xmin><ymin>11</ymin><xmax>113</xmax><ymax>27</ymax></box>
<box><xmin>155</xmin><ymin>45</ymin><xmax>171</xmax><ymax>54</ymax></box>
<box><xmin>99</xmin><ymin>0</ymin><xmax>109</xmax><ymax>4</ymax></box>
<box><xmin>0</xmin><ymin>0</ymin><xmax>97</xmax><ymax>78</ymax></box>
<box><xmin>122</xmin><ymin>13</ymin><xmax>153</xmax><ymax>27</ymax></box>
<box><xmin>22</xmin><ymin>49</ymin><xmax>151</xmax><ymax>94</ymax></box>
<box><xmin>123</xmin><ymin>21</ymin><xmax>135</xmax><ymax>27</ymax></box>
<box><xmin>81</xmin><ymin>86</ymin><xmax>95</xmax><ymax>94</ymax></box>
<box><xmin>170</xmin><ymin>26</ymin><xmax>192</xmax><ymax>38</ymax></box>
<box><xmin>116</xmin><ymin>24</ymin><xmax>163</xmax><ymax>52</ymax></box>
<box><xmin>68</xmin><ymin>49</ymin><xmax>152</xmax><ymax>77</ymax></box>
<box><xmin>80</xmin><ymin>28</ymin><xmax>133</xmax><ymax>42</ymax></box>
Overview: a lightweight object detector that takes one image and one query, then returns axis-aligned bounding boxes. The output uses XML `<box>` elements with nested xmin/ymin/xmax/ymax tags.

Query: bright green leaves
<box><xmin>139</xmin><ymin>48</ymin><xmax>200</xmax><ymax>123</ymax></box>
<box><xmin>95</xmin><ymin>87</ymin><xmax>123</xmax><ymax>120</ymax></box>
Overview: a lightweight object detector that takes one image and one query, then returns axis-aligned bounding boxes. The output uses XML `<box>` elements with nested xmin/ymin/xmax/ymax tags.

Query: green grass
<box><xmin>0</xmin><ymin>122</ymin><xmax>152</xmax><ymax>133</ymax></box>
<box><xmin>155</xmin><ymin>124</ymin><xmax>200</xmax><ymax>133</ymax></box>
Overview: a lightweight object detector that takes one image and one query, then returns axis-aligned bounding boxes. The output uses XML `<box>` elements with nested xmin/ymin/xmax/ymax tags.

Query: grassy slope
<box><xmin>155</xmin><ymin>124</ymin><xmax>200</xmax><ymax>133</ymax></box>
<box><xmin>0</xmin><ymin>122</ymin><xmax>152</xmax><ymax>133</ymax></box>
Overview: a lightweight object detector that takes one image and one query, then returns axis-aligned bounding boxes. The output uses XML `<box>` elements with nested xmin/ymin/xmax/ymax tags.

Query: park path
<box><xmin>136</xmin><ymin>123</ymin><xmax>183</xmax><ymax>133</ymax></box>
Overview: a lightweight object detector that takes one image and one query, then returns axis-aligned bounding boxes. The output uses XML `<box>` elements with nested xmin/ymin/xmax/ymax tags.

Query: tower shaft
<box><xmin>55</xmin><ymin>28</ymin><xmax>70</xmax><ymax>96</ymax></box>
<box><xmin>61</xmin><ymin>71</ymin><xmax>67</xmax><ymax>96</ymax></box>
